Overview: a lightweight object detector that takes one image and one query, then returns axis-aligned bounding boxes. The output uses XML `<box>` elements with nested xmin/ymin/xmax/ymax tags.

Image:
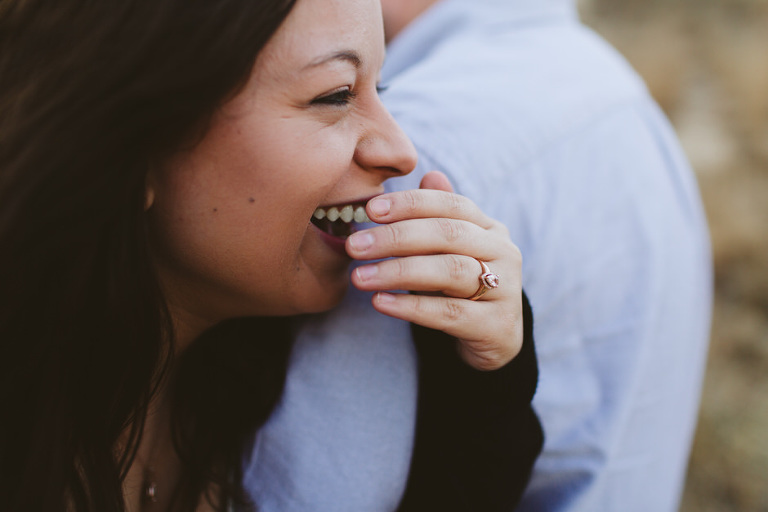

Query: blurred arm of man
<box><xmin>243</xmin><ymin>1</ymin><xmax>712</xmax><ymax>511</ymax></box>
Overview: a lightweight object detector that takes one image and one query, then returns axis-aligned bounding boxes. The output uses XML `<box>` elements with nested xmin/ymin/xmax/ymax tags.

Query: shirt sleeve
<box><xmin>401</xmin><ymin>99</ymin><xmax>710</xmax><ymax>512</ymax></box>
<box><xmin>397</xmin><ymin>291</ymin><xmax>543</xmax><ymax>512</ymax></box>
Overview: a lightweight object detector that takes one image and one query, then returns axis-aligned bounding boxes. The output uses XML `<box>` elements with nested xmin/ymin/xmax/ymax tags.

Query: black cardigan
<box><xmin>205</xmin><ymin>293</ymin><xmax>541</xmax><ymax>511</ymax></box>
<box><xmin>398</xmin><ymin>292</ymin><xmax>543</xmax><ymax>511</ymax></box>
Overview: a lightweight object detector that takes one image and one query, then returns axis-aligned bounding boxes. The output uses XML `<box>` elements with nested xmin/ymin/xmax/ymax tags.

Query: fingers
<box><xmin>365</xmin><ymin>188</ymin><xmax>496</xmax><ymax>230</ymax></box>
<box><xmin>419</xmin><ymin>170</ymin><xmax>454</xmax><ymax>193</ymax></box>
<box><xmin>347</xmin><ymin>217</ymin><xmax>514</xmax><ymax>261</ymax></box>
<box><xmin>371</xmin><ymin>292</ymin><xmax>523</xmax><ymax>371</ymax></box>
<box><xmin>352</xmin><ymin>254</ymin><xmax>494</xmax><ymax>299</ymax></box>
<box><xmin>350</xmin><ymin>177</ymin><xmax>526</xmax><ymax>371</ymax></box>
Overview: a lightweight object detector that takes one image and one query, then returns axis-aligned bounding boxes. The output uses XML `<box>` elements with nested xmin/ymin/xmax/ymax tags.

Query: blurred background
<box><xmin>577</xmin><ymin>0</ymin><xmax>768</xmax><ymax>510</ymax></box>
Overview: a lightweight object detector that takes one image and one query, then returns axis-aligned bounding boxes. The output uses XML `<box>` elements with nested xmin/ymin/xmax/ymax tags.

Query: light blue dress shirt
<box><xmin>244</xmin><ymin>1</ymin><xmax>712</xmax><ymax>510</ymax></box>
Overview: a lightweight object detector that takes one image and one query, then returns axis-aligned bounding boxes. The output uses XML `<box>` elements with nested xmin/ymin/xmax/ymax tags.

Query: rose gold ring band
<box><xmin>467</xmin><ymin>259</ymin><xmax>500</xmax><ymax>301</ymax></box>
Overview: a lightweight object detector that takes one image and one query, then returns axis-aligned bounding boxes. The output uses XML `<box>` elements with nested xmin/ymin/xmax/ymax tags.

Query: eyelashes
<box><xmin>312</xmin><ymin>87</ymin><xmax>357</xmax><ymax>107</ymax></box>
<box><xmin>311</xmin><ymin>83</ymin><xmax>388</xmax><ymax>108</ymax></box>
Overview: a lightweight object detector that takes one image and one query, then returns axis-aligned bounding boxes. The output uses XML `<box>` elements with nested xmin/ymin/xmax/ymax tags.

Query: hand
<box><xmin>346</xmin><ymin>171</ymin><xmax>523</xmax><ymax>371</ymax></box>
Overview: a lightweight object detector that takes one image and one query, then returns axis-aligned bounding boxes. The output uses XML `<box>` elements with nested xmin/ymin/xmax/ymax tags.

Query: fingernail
<box><xmin>348</xmin><ymin>232</ymin><xmax>374</xmax><ymax>252</ymax></box>
<box><xmin>355</xmin><ymin>265</ymin><xmax>378</xmax><ymax>282</ymax></box>
<box><xmin>375</xmin><ymin>292</ymin><xmax>395</xmax><ymax>304</ymax></box>
<box><xmin>368</xmin><ymin>198</ymin><xmax>390</xmax><ymax>217</ymax></box>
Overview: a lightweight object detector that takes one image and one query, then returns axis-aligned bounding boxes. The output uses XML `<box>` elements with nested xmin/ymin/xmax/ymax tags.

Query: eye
<box><xmin>376</xmin><ymin>83</ymin><xmax>389</xmax><ymax>95</ymax></box>
<box><xmin>311</xmin><ymin>87</ymin><xmax>357</xmax><ymax>107</ymax></box>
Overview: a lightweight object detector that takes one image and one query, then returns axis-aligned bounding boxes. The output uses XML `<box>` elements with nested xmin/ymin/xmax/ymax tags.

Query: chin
<box><xmin>291</xmin><ymin>273</ymin><xmax>350</xmax><ymax>315</ymax></box>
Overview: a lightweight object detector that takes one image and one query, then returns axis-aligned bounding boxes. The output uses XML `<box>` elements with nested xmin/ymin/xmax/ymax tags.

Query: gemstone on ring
<box><xmin>481</xmin><ymin>272</ymin><xmax>500</xmax><ymax>289</ymax></box>
<box><xmin>467</xmin><ymin>259</ymin><xmax>500</xmax><ymax>301</ymax></box>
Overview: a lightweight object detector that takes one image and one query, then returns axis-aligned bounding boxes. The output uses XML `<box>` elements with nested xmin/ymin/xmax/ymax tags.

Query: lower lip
<box><xmin>312</xmin><ymin>224</ymin><xmax>350</xmax><ymax>257</ymax></box>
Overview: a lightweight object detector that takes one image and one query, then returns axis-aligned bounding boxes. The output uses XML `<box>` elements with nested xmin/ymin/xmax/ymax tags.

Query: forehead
<box><xmin>257</xmin><ymin>0</ymin><xmax>385</xmax><ymax>78</ymax></box>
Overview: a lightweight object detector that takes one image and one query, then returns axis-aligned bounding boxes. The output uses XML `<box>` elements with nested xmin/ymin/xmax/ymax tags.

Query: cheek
<box><xmin>148</xmin><ymin>167</ymin><xmax>350</xmax><ymax>317</ymax></box>
<box><xmin>147</xmin><ymin>113</ymin><xmax>358</xmax><ymax>317</ymax></box>
<box><xmin>148</xmin><ymin>198</ymin><xmax>306</xmax><ymax>315</ymax></box>
<box><xmin>150</xmin><ymin>204</ymin><xmax>351</xmax><ymax>317</ymax></box>
<box><xmin>253</xmin><ymin>121</ymin><xmax>355</xmax><ymax>193</ymax></box>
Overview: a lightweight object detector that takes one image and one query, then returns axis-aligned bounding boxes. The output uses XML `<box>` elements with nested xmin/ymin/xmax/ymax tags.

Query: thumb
<box><xmin>419</xmin><ymin>170</ymin><xmax>454</xmax><ymax>193</ymax></box>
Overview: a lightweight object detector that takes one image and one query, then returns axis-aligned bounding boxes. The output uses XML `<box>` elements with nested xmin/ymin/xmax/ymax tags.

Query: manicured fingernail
<box><xmin>368</xmin><ymin>198</ymin><xmax>390</xmax><ymax>217</ymax></box>
<box><xmin>375</xmin><ymin>292</ymin><xmax>395</xmax><ymax>304</ymax></box>
<box><xmin>355</xmin><ymin>265</ymin><xmax>378</xmax><ymax>282</ymax></box>
<box><xmin>348</xmin><ymin>232</ymin><xmax>374</xmax><ymax>252</ymax></box>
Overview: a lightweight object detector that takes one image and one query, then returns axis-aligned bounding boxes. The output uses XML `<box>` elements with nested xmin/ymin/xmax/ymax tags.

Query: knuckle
<box><xmin>401</xmin><ymin>190</ymin><xmax>423</xmax><ymax>214</ymax></box>
<box><xmin>443</xmin><ymin>299</ymin><xmax>465</xmax><ymax>323</ymax></box>
<box><xmin>459</xmin><ymin>343</ymin><xmax>501</xmax><ymax>371</ymax></box>
<box><xmin>494</xmin><ymin>220</ymin><xmax>510</xmax><ymax>238</ymax></box>
<box><xmin>391</xmin><ymin>257</ymin><xmax>409</xmax><ymax>280</ymax></box>
<box><xmin>446</xmin><ymin>192</ymin><xmax>466</xmax><ymax>215</ymax></box>
<box><xmin>495</xmin><ymin>238</ymin><xmax>522</xmax><ymax>268</ymax></box>
<box><xmin>383</xmin><ymin>223</ymin><xmax>404</xmax><ymax>248</ymax></box>
<box><xmin>436</xmin><ymin>217</ymin><xmax>464</xmax><ymax>244</ymax></box>
<box><xmin>412</xmin><ymin>295</ymin><xmax>432</xmax><ymax>317</ymax></box>
<box><xmin>447</xmin><ymin>255</ymin><xmax>467</xmax><ymax>282</ymax></box>
<box><xmin>509</xmin><ymin>242</ymin><xmax>523</xmax><ymax>268</ymax></box>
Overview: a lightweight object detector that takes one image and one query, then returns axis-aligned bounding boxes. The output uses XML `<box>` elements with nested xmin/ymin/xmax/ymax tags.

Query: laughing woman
<box><xmin>0</xmin><ymin>0</ymin><xmax>542</xmax><ymax>510</ymax></box>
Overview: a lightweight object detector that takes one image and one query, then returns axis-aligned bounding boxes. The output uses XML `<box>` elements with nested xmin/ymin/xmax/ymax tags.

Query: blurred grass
<box><xmin>579</xmin><ymin>0</ymin><xmax>768</xmax><ymax>510</ymax></box>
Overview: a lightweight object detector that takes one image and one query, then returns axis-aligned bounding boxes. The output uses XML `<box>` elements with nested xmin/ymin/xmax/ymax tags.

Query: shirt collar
<box><xmin>383</xmin><ymin>0</ymin><xmax>578</xmax><ymax>81</ymax></box>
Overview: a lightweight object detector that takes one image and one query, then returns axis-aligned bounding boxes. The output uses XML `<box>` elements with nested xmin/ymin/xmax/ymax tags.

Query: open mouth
<box><xmin>310</xmin><ymin>203</ymin><xmax>371</xmax><ymax>239</ymax></box>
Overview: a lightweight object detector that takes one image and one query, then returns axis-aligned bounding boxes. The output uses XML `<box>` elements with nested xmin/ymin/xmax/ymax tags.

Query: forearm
<box><xmin>398</xmin><ymin>292</ymin><xmax>543</xmax><ymax>511</ymax></box>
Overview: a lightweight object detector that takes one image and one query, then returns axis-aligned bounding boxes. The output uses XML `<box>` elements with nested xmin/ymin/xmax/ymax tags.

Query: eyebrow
<box><xmin>303</xmin><ymin>50</ymin><xmax>362</xmax><ymax>71</ymax></box>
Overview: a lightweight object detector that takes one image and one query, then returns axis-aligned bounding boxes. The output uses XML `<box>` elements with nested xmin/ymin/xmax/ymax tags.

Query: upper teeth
<box><xmin>314</xmin><ymin>205</ymin><xmax>370</xmax><ymax>223</ymax></box>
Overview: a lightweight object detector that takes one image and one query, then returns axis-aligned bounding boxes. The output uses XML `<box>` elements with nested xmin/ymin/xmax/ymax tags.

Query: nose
<box><xmin>354</xmin><ymin>96</ymin><xmax>417</xmax><ymax>177</ymax></box>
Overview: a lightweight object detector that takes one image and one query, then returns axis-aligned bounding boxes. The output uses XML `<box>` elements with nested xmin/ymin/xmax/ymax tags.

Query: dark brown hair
<box><xmin>0</xmin><ymin>0</ymin><xmax>296</xmax><ymax>510</ymax></box>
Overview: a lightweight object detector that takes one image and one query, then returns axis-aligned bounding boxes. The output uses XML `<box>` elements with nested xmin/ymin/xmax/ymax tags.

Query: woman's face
<box><xmin>147</xmin><ymin>0</ymin><xmax>416</xmax><ymax>330</ymax></box>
